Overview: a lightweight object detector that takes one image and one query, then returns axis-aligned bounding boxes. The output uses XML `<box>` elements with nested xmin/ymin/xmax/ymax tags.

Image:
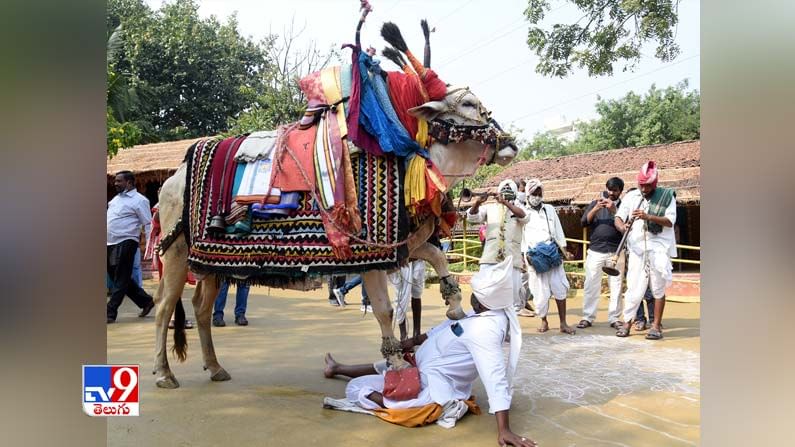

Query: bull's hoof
<box><xmin>446</xmin><ymin>306</ymin><xmax>466</xmax><ymax>320</ymax></box>
<box><xmin>210</xmin><ymin>368</ymin><xmax>231</xmax><ymax>382</ymax></box>
<box><xmin>155</xmin><ymin>374</ymin><xmax>180</xmax><ymax>389</ymax></box>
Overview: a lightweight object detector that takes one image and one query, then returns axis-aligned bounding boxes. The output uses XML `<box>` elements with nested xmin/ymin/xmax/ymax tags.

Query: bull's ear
<box><xmin>407</xmin><ymin>101</ymin><xmax>447</xmax><ymax>121</ymax></box>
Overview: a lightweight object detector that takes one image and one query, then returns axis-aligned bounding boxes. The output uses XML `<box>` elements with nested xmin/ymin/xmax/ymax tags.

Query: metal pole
<box><xmin>462</xmin><ymin>215</ymin><xmax>468</xmax><ymax>270</ymax></box>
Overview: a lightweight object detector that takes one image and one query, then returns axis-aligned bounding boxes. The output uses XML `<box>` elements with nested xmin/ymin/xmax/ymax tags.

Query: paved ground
<box><xmin>107</xmin><ymin>280</ymin><xmax>700</xmax><ymax>446</ymax></box>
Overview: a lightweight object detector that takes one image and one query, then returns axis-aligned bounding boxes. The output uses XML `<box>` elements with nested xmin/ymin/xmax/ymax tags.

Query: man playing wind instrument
<box><xmin>614</xmin><ymin>161</ymin><xmax>677</xmax><ymax>340</ymax></box>
<box><xmin>467</xmin><ymin>180</ymin><xmax>529</xmax><ymax>315</ymax></box>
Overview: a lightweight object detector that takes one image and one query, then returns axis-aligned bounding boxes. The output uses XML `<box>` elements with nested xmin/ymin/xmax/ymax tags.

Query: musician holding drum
<box><xmin>614</xmin><ymin>161</ymin><xmax>677</xmax><ymax>340</ymax></box>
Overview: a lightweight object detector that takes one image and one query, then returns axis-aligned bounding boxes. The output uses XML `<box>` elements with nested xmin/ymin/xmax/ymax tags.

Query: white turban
<box><xmin>472</xmin><ymin>256</ymin><xmax>514</xmax><ymax>309</ymax></box>
<box><xmin>497</xmin><ymin>179</ymin><xmax>518</xmax><ymax>195</ymax></box>
<box><xmin>470</xmin><ymin>256</ymin><xmax>522</xmax><ymax>388</ymax></box>
<box><xmin>525</xmin><ymin>178</ymin><xmax>543</xmax><ymax>196</ymax></box>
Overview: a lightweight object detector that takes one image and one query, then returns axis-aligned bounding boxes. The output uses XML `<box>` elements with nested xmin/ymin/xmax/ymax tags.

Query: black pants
<box><xmin>107</xmin><ymin>239</ymin><xmax>154</xmax><ymax>320</ymax></box>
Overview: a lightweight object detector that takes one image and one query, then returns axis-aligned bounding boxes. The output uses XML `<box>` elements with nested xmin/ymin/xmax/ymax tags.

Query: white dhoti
<box><xmin>527</xmin><ymin>263</ymin><xmax>570</xmax><ymax>318</ymax></box>
<box><xmin>346</xmin><ymin>360</ymin><xmax>435</xmax><ymax>410</ymax></box>
<box><xmin>582</xmin><ymin>249</ymin><xmax>624</xmax><ymax>324</ymax></box>
<box><xmin>622</xmin><ymin>249</ymin><xmax>672</xmax><ymax>322</ymax></box>
<box><xmin>388</xmin><ymin>260</ymin><xmax>426</xmax><ymax>324</ymax></box>
<box><xmin>478</xmin><ymin>263</ymin><xmax>524</xmax><ymax>311</ymax></box>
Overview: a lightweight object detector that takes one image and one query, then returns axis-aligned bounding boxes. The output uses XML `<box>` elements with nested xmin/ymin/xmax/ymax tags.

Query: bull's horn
<box><xmin>421</xmin><ymin>19</ymin><xmax>431</xmax><ymax>68</ymax></box>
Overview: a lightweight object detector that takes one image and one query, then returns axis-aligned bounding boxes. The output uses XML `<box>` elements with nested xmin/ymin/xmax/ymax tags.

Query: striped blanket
<box><xmin>183</xmin><ymin>136</ymin><xmax>409</xmax><ymax>288</ymax></box>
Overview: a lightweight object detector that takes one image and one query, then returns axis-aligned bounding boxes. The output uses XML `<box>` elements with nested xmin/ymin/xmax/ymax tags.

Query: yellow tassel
<box><xmin>404</xmin><ymin>156</ymin><xmax>427</xmax><ymax>218</ymax></box>
<box><xmin>415</xmin><ymin>119</ymin><xmax>429</xmax><ymax>148</ymax></box>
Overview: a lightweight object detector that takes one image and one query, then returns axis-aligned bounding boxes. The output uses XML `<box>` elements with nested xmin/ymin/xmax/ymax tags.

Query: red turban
<box><xmin>637</xmin><ymin>160</ymin><xmax>658</xmax><ymax>187</ymax></box>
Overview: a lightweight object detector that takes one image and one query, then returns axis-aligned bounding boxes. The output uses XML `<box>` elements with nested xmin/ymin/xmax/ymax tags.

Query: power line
<box><xmin>437</xmin><ymin>0</ymin><xmax>476</xmax><ymax>23</ymax></box>
<box><xmin>435</xmin><ymin>3</ymin><xmax>568</xmax><ymax>69</ymax></box>
<box><xmin>471</xmin><ymin>56</ymin><xmax>535</xmax><ymax>87</ymax></box>
<box><xmin>507</xmin><ymin>53</ymin><xmax>700</xmax><ymax>125</ymax></box>
<box><xmin>436</xmin><ymin>18</ymin><xmax>528</xmax><ymax>68</ymax></box>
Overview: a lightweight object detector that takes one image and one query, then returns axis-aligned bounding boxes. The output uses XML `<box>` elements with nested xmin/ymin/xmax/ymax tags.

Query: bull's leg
<box><xmin>412</xmin><ymin>242</ymin><xmax>466</xmax><ymax>320</ymax></box>
<box><xmin>362</xmin><ymin>270</ymin><xmax>407</xmax><ymax>369</ymax></box>
<box><xmin>153</xmin><ymin>237</ymin><xmax>189</xmax><ymax>389</ymax></box>
<box><xmin>193</xmin><ymin>275</ymin><xmax>231</xmax><ymax>382</ymax></box>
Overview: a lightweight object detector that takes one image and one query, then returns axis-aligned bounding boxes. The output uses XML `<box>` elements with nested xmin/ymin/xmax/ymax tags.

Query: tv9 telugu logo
<box><xmin>82</xmin><ymin>365</ymin><xmax>139</xmax><ymax>416</ymax></box>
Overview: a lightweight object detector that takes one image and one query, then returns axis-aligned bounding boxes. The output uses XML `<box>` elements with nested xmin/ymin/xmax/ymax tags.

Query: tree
<box><xmin>226</xmin><ymin>22</ymin><xmax>339</xmax><ymax>135</ymax></box>
<box><xmin>574</xmin><ymin>80</ymin><xmax>699</xmax><ymax>150</ymax></box>
<box><xmin>515</xmin><ymin>80</ymin><xmax>699</xmax><ymax>159</ymax></box>
<box><xmin>107</xmin><ymin>24</ymin><xmax>153</xmax><ymax>157</ymax></box>
<box><xmin>107</xmin><ymin>0</ymin><xmax>271</xmax><ymax>141</ymax></box>
<box><xmin>525</xmin><ymin>0</ymin><xmax>681</xmax><ymax>77</ymax></box>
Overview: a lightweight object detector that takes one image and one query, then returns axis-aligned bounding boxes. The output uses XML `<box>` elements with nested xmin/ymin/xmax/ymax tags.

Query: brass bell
<box><xmin>208</xmin><ymin>215</ymin><xmax>226</xmax><ymax>233</ymax></box>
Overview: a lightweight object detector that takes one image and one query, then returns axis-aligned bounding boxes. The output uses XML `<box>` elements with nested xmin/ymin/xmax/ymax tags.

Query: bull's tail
<box><xmin>171</xmin><ymin>299</ymin><xmax>188</xmax><ymax>362</ymax></box>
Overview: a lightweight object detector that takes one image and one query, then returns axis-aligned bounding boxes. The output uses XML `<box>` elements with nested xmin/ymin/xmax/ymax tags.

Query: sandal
<box><xmin>616</xmin><ymin>325</ymin><xmax>631</xmax><ymax>337</ymax></box>
<box><xmin>645</xmin><ymin>328</ymin><xmax>663</xmax><ymax>340</ymax></box>
<box><xmin>609</xmin><ymin>321</ymin><xmax>622</xmax><ymax>329</ymax></box>
<box><xmin>634</xmin><ymin>320</ymin><xmax>647</xmax><ymax>331</ymax></box>
<box><xmin>576</xmin><ymin>320</ymin><xmax>592</xmax><ymax>329</ymax></box>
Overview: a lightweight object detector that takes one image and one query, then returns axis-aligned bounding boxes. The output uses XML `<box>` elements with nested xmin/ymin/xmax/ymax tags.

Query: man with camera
<box><xmin>467</xmin><ymin>180</ymin><xmax>529</xmax><ymax>315</ymax></box>
<box><xmin>521</xmin><ymin>179</ymin><xmax>576</xmax><ymax>334</ymax></box>
<box><xmin>577</xmin><ymin>177</ymin><xmax>625</xmax><ymax>329</ymax></box>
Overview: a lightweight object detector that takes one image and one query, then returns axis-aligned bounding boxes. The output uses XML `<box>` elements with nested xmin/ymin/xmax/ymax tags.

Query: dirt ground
<box><xmin>107</xmin><ymin>280</ymin><xmax>700</xmax><ymax>447</ymax></box>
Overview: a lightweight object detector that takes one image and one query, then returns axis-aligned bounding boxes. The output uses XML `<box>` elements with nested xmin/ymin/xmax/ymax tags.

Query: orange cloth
<box><xmin>271</xmin><ymin>126</ymin><xmax>318</xmax><ymax>192</ymax></box>
<box><xmin>371</xmin><ymin>398</ymin><xmax>481</xmax><ymax>428</ymax></box>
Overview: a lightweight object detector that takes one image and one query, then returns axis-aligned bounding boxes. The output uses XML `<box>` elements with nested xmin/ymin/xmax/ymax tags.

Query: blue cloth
<box><xmin>340</xmin><ymin>275</ymin><xmax>369</xmax><ymax>303</ymax></box>
<box><xmin>356</xmin><ymin>53</ymin><xmax>424</xmax><ymax>158</ymax></box>
<box><xmin>214</xmin><ymin>281</ymin><xmax>250</xmax><ymax>319</ymax></box>
<box><xmin>527</xmin><ymin>241</ymin><xmax>562</xmax><ymax>273</ymax></box>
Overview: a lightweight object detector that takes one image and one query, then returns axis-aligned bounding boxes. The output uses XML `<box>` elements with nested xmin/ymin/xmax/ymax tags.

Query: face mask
<box><xmin>528</xmin><ymin>195</ymin><xmax>542</xmax><ymax>207</ymax></box>
<box><xmin>516</xmin><ymin>192</ymin><xmax>527</xmax><ymax>203</ymax></box>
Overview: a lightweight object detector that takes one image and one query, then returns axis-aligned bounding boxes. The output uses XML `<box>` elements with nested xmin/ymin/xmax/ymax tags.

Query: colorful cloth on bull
<box><xmin>404</xmin><ymin>155</ymin><xmax>447</xmax><ymax>221</ymax></box>
<box><xmin>354</xmin><ymin>51</ymin><xmax>423</xmax><ymax>157</ymax></box>
<box><xmin>183</xmin><ymin>139</ymin><xmax>409</xmax><ymax>287</ymax></box>
<box><xmin>271</xmin><ymin>125</ymin><xmax>317</xmax><ymax>193</ymax></box>
<box><xmin>232</xmin><ymin>159</ymin><xmax>281</xmax><ymax>205</ymax></box>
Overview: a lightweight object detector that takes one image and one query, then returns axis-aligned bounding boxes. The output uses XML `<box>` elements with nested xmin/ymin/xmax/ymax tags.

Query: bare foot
<box><xmin>324</xmin><ymin>353</ymin><xmax>338</xmax><ymax>378</ymax></box>
<box><xmin>559</xmin><ymin>324</ymin><xmax>576</xmax><ymax>335</ymax></box>
<box><xmin>537</xmin><ymin>319</ymin><xmax>549</xmax><ymax>333</ymax></box>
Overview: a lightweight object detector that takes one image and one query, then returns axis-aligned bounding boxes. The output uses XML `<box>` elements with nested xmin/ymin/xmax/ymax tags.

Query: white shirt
<box><xmin>415</xmin><ymin>310</ymin><xmax>511</xmax><ymax>414</ymax></box>
<box><xmin>467</xmin><ymin>202</ymin><xmax>529</xmax><ymax>269</ymax></box>
<box><xmin>616</xmin><ymin>189</ymin><xmax>677</xmax><ymax>258</ymax></box>
<box><xmin>521</xmin><ymin>203</ymin><xmax>567</xmax><ymax>252</ymax></box>
<box><xmin>107</xmin><ymin>189</ymin><xmax>152</xmax><ymax>245</ymax></box>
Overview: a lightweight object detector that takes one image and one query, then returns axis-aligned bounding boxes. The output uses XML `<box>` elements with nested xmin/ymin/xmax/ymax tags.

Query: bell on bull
<box><xmin>207</xmin><ymin>215</ymin><xmax>226</xmax><ymax>233</ymax></box>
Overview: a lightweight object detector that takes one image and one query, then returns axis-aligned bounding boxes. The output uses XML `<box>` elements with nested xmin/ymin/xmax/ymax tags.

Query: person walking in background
<box><xmin>106</xmin><ymin>171</ymin><xmax>155</xmax><ymax>324</ymax></box>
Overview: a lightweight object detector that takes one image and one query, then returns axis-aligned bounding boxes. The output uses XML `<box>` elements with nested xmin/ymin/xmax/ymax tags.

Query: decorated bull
<box><xmin>151</xmin><ymin>9</ymin><xmax>517</xmax><ymax>389</ymax></box>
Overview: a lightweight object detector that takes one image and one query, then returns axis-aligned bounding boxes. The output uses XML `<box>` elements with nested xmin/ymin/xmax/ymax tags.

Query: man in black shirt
<box><xmin>577</xmin><ymin>177</ymin><xmax>625</xmax><ymax>329</ymax></box>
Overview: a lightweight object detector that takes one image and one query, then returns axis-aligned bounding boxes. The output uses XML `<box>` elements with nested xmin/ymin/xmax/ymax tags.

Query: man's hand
<box><xmin>601</xmin><ymin>198</ymin><xmax>616</xmax><ymax>213</ymax></box>
<box><xmin>495</xmin><ymin>194</ymin><xmax>508</xmax><ymax>206</ymax></box>
<box><xmin>399</xmin><ymin>338</ymin><xmax>414</xmax><ymax>351</ymax></box>
<box><xmin>631</xmin><ymin>209</ymin><xmax>648</xmax><ymax>221</ymax></box>
<box><xmin>563</xmin><ymin>250</ymin><xmax>574</xmax><ymax>261</ymax></box>
<box><xmin>498</xmin><ymin>429</ymin><xmax>537</xmax><ymax>447</ymax></box>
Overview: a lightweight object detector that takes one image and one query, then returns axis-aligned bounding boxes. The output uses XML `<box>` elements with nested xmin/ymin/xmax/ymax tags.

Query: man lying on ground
<box><xmin>324</xmin><ymin>256</ymin><xmax>537</xmax><ymax>447</ymax></box>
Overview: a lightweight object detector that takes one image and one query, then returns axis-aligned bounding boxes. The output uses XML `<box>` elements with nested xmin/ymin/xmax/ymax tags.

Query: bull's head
<box><xmin>408</xmin><ymin>87</ymin><xmax>517</xmax><ymax>186</ymax></box>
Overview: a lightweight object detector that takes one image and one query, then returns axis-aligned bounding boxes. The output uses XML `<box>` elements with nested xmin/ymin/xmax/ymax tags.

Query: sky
<box><xmin>143</xmin><ymin>0</ymin><xmax>700</xmax><ymax>142</ymax></box>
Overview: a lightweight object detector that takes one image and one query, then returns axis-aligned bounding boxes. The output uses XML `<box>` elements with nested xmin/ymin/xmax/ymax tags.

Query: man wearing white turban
<box><xmin>521</xmin><ymin>178</ymin><xmax>576</xmax><ymax>334</ymax></box>
<box><xmin>467</xmin><ymin>179</ymin><xmax>529</xmax><ymax>314</ymax></box>
<box><xmin>323</xmin><ymin>257</ymin><xmax>535</xmax><ymax>447</ymax></box>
